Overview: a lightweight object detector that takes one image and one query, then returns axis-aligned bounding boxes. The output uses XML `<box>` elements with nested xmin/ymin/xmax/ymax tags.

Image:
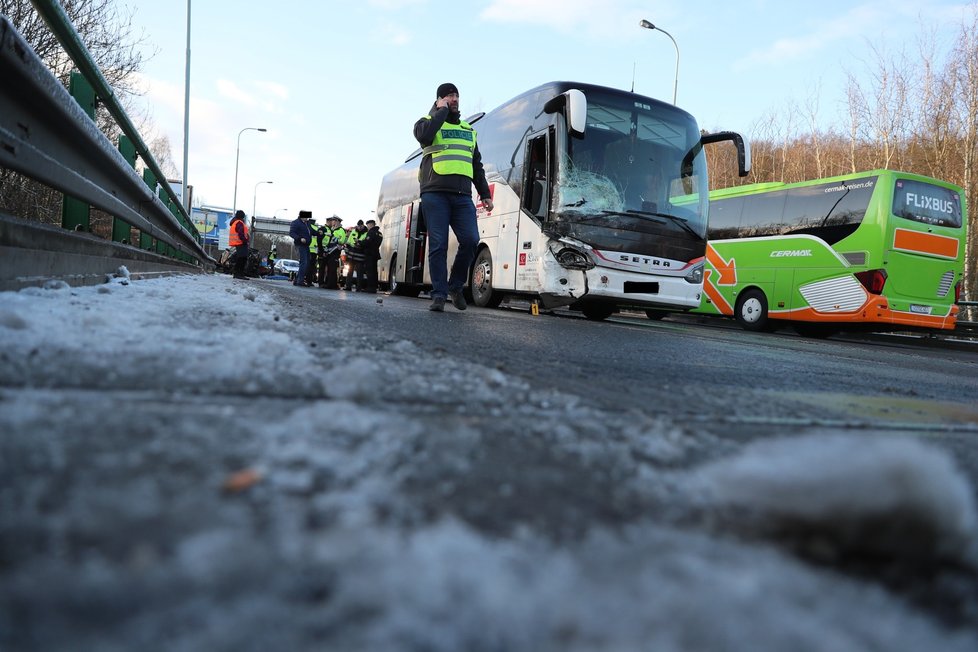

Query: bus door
<box><xmin>405</xmin><ymin>200</ymin><xmax>427</xmax><ymax>285</ymax></box>
<box><xmin>514</xmin><ymin>130</ymin><xmax>552</xmax><ymax>291</ymax></box>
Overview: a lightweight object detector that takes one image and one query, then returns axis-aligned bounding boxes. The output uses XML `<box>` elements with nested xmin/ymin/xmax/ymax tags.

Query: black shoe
<box><xmin>448</xmin><ymin>290</ymin><xmax>467</xmax><ymax>310</ymax></box>
<box><xmin>429</xmin><ymin>297</ymin><xmax>446</xmax><ymax>312</ymax></box>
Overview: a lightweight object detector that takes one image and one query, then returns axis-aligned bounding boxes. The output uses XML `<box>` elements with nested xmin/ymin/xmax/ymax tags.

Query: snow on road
<box><xmin>1</xmin><ymin>272</ymin><xmax>976</xmax><ymax>651</ymax></box>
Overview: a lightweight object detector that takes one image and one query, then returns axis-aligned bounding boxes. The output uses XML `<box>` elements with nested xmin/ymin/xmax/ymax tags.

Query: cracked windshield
<box><xmin>556</xmin><ymin>96</ymin><xmax>709</xmax><ymax>240</ymax></box>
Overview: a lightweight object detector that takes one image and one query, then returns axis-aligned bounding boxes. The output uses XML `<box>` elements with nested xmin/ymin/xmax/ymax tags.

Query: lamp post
<box><xmin>639</xmin><ymin>19</ymin><xmax>679</xmax><ymax>105</ymax></box>
<box><xmin>232</xmin><ymin>127</ymin><xmax>267</xmax><ymax>214</ymax></box>
<box><xmin>181</xmin><ymin>0</ymin><xmax>192</xmax><ymax>212</ymax></box>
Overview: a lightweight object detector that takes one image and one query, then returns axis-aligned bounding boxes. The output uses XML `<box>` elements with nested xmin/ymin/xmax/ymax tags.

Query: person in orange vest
<box><xmin>229</xmin><ymin>210</ymin><xmax>250</xmax><ymax>279</ymax></box>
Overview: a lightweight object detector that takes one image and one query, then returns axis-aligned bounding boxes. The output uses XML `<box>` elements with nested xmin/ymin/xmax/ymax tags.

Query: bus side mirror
<box><xmin>544</xmin><ymin>89</ymin><xmax>587</xmax><ymax>139</ymax></box>
<box><xmin>699</xmin><ymin>131</ymin><xmax>752</xmax><ymax>177</ymax></box>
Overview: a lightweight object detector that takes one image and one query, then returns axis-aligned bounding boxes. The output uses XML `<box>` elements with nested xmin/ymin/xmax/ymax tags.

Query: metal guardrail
<box><xmin>957</xmin><ymin>300</ymin><xmax>977</xmax><ymax>334</ymax></box>
<box><xmin>0</xmin><ymin>6</ymin><xmax>211</xmax><ymax>289</ymax></box>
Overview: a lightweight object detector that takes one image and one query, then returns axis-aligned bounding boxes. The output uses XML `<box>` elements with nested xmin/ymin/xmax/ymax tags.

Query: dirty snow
<box><xmin>0</xmin><ymin>271</ymin><xmax>976</xmax><ymax>651</ymax></box>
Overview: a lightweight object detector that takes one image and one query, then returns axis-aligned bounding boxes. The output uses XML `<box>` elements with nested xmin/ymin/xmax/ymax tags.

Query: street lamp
<box><xmin>639</xmin><ymin>19</ymin><xmax>680</xmax><ymax>105</ymax></box>
<box><xmin>232</xmin><ymin>127</ymin><xmax>267</xmax><ymax>214</ymax></box>
<box><xmin>181</xmin><ymin>0</ymin><xmax>192</xmax><ymax>212</ymax></box>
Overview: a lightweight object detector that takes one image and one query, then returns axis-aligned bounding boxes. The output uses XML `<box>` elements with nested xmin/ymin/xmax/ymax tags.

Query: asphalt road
<box><xmin>2</xmin><ymin>277</ymin><xmax>977</xmax><ymax>651</ymax></box>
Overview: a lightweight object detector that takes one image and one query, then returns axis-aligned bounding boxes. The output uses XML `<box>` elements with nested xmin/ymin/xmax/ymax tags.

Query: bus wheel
<box><xmin>735</xmin><ymin>288</ymin><xmax>770</xmax><ymax>331</ymax></box>
<box><xmin>794</xmin><ymin>322</ymin><xmax>838</xmax><ymax>339</ymax></box>
<box><xmin>582</xmin><ymin>304</ymin><xmax>615</xmax><ymax>321</ymax></box>
<box><xmin>645</xmin><ymin>309</ymin><xmax>667</xmax><ymax>321</ymax></box>
<box><xmin>470</xmin><ymin>248</ymin><xmax>502</xmax><ymax>308</ymax></box>
<box><xmin>388</xmin><ymin>256</ymin><xmax>401</xmax><ymax>294</ymax></box>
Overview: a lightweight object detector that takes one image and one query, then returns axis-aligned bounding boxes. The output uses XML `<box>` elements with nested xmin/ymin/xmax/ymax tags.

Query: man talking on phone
<box><xmin>414</xmin><ymin>82</ymin><xmax>494</xmax><ymax>312</ymax></box>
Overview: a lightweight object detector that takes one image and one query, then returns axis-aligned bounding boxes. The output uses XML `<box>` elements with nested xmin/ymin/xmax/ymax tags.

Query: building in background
<box><xmin>191</xmin><ymin>205</ymin><xmax>232</xmax><ymax>253</ymax></box>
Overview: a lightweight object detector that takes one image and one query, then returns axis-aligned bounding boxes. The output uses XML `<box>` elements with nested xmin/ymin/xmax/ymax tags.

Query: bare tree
<box><xmin>0</xmin><ymin>0</ymin><xmax>154</xmax><ymax>229</ymax></box>
<box><xmin>950</xmin><ymin>5</ymin><xmax>978</xmax><ymax>309</ymax></box>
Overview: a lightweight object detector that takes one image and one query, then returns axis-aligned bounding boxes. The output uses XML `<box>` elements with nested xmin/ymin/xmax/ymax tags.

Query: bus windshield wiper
<box><xmin>600</xmin><ymin>210</ymin><xmax>702</xmax><ymax>239</ymax></box>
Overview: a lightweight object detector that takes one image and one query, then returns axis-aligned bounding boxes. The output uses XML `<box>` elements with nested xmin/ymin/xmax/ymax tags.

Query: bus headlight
<box><xmin>554</xmin><ymin>247</ymin><xmax>594</xmax><ymax>270</ymax></box>
<box><xmin>684</xmin><ymin>262</ymin><xmax>704</xmax><ymax>284</ymax></box>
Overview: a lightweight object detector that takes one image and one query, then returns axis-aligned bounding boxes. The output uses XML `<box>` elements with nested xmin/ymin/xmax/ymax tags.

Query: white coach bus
<box><xmin>376</xmin><ymin>81</ymin><xmax>750</xmax><ymax>319</ymax></box>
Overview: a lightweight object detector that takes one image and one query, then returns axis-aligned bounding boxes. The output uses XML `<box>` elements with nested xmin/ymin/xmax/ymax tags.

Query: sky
<box><xmin>121</xmin><ymin>0</ymin><xmax>974</xmax><ymax>223</ymax></box>
<box><xmin>2</xmin><ymin>272</ymin><xmax>977</xmax><ymax>648</ymax></box>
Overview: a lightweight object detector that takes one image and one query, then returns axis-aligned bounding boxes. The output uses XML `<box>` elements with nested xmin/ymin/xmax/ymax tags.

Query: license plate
<box><xmin>909</xmin><ymin>304</ymin><xmax>933</xmax><ymax>315</ymax></box>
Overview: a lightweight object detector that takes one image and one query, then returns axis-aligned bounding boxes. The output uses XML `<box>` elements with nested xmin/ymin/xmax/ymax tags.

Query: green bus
<box><xmin>698</xmin><ymin>170</ymin><xmax>967</xmax><ymax>336</ymax></box>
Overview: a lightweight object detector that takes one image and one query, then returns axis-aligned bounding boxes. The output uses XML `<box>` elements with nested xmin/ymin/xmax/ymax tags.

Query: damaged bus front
<box><xmin>376</xmin><ymin>82</ymin><xmax>750</xmax><ymax>319</ymax></box>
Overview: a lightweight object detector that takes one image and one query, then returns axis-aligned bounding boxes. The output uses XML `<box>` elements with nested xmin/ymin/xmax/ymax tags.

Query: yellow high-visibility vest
<box><xmin>422</xmin><ymin>118</ymin><xmax>476</xmax><ymax>178</ymax></box>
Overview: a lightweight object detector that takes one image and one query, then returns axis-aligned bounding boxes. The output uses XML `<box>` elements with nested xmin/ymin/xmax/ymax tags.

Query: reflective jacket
<box><xmin>413</xmin><ymin>105</ymin><xmax>491</xmax><ymax>199</ymax></box>
<box><xmin>423</xmin><ymin>118</ymin><xmax>476</xmax><ymax>177</ymax></box>
<box><xmin>229</xmin><ymin>218</ymin><xmax>249</xmax><ymax>247</ymax></box>
<box><xmin>325</xmin><ymin>226</ymin><xmax>347</xmax><ymax>254</ymax></box>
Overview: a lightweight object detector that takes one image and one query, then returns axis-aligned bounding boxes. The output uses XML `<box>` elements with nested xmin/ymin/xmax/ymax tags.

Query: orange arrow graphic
<box><xmin>706</xmin><ymin>244</ymin><xmax>737</xmax><ymax>285</ymax></box>
<box><xmin>703</xmin><ymin>269</ymin><xmax>733</xmax><ymax>315</ymax></box>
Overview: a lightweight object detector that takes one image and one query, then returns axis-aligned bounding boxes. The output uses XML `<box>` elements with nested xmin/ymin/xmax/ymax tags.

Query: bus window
<box><xmin>740</xmin><ymin>190</ymin><xmax>788</xmax><ymax>237</ymax></box>
<box><xmin>523</xmin><ymin>135</ymin><xmax>549</xmax><ymax>218</ymax></box>
<box><xmin>782</xmin><ymin>178</ymin><xmax>876</xmax><ymax>244</ymax></box>
<box><xmin>892</xmin><ymin>179</ymin><xmax>962</xmax><ymax>228</ymax></box>
<box><xmin>708</xmin><ymin>196</ymin><xmax>745</xmax><ymax>240</ymax></box>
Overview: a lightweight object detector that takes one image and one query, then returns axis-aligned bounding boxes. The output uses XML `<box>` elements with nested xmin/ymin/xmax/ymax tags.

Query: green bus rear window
<box><xmin>892</xmin><ymin>179</ymin><xmax>961</xmax><ymax>228</ymax></box>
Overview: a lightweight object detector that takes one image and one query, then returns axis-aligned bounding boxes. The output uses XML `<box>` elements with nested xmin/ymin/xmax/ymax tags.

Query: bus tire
<box><xmin>470</xmin><ymin>248</ymin><xmax>502</xmax><ymax>308</ymax></box>
<box><xmin>387</xmin><ymin>256</ymin><xmax>401</xmax><ymax>294</ymax></box>
<box><xmin>582</xmin><ymin>304</ymin><xmax>615</xmax><ymax>321</ymax></box>
<box><xmin>387</xmin><ymin>255</ymin><xmax>420</xmax><ymax>297</ymax></box>
<box><xmin>735</xmin><ymin>288</ymin><xmax>770</xmax><ymax>331</ymax></box>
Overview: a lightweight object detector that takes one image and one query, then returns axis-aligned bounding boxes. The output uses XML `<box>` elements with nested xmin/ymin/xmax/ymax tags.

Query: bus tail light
<box><xmin>855</xmin><ymin>269</ymin><xmax>887</xmax><ymax>295</ymax></box>
<box><xmin>955</xmin><ymin>279</ymin><xmax>962</xmax><ymax>303</ymax></box>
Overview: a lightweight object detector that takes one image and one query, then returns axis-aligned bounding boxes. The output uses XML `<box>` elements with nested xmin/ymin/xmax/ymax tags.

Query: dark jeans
<box><xmin>232</xmin><ymin>245</ymin><xmax>249</xmax><ymax>277</ymax></box>
<box><xmin>305</xmin><ymin>254</ymin><xmax>317</xmax><ymax>285</ymax></box>
<box><xmin>359</xmin><ymin>257</ymin><xmax>379</xmax><ymax>292</ymax></box>
<box><xmin>421</xmin><ymin>191</ymin><xmax>479</xmax><ymax>299</ymax></box>
<box><xmin>324</xmin><ymin>253</ymin><xmax>341</xmax><ymax>289</ymax></box>
<box><xmin>296</xmin><ymin>247</ymin><xmax>309</xmax><ymax>285</ymax></box>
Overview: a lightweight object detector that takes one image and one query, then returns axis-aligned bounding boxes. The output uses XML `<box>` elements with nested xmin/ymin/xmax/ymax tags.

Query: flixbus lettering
<box><xmin>904</xmin><ymin>193</ymin><xmax>954</xmax><ymax>215</ymax></box>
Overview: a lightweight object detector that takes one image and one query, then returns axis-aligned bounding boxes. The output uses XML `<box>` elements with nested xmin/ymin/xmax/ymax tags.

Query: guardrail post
<box><xmin>141</xmin><ymin>169</ymin><xmax>157</xmax><ymax>251</ymax></box>
<box><xmin>156</xmin><ymin>185</ymin><xmax>168</xmax><ymax>255</ymax></box>
<box><xmin>113</xmin><ymin>135</ymin><xmax>136</xmax><ymax>244</ymax></box>
<box><xmin>61</xmin><ymin>71</ymin><xmax>94</xmax><ymax>232</ymax></box>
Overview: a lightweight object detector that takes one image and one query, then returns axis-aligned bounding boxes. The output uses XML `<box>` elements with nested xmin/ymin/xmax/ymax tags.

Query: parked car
<box><xmin>274</xmin><ymin>258</ymin><xmax>299</xmax><ymax>280</ymax></box>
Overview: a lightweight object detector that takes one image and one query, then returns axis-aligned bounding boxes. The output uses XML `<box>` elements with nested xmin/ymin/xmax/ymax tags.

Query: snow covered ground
<box><xmin>1</xmin><ymin>271</ymin><xmax>976</xmax><ymax>651</ymax></box>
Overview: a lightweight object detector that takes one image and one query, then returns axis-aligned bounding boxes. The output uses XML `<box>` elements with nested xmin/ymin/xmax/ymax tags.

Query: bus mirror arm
<box><xmin>697</xmin><ymin>131</ymin><xmax>752</xmax><ymax>177</ymax></box>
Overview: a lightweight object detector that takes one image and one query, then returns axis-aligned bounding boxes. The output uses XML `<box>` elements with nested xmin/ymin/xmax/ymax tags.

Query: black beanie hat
<box><xmin>436</xmin><ymin>82</ymin><xmax>458</xmax><ymax>98</ymax></box>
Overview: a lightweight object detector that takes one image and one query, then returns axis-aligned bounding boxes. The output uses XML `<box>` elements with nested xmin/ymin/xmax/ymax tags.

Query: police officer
<box><xmin>322</xmin><ymin>215</ymin><xmax>347</xmax><ymax>289</ymax></box>
<box><xmin>359</xmin><ymin>219</ymin><xmax>383</xmax><ymax>293</ymax></box>
<box><xmin>343</xmin><ymin>221</ymin><xmax>368</xmax><ymax>291</ymax></box>
<box><xmin>414</xmin><ymin>82</ymin><xmax>493</xmax><ymax>311</ymax></box>
<box><xmin>305</xmin><ymin>219</ymin><xmax>319</xmax><ymax>286</ymax></box>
